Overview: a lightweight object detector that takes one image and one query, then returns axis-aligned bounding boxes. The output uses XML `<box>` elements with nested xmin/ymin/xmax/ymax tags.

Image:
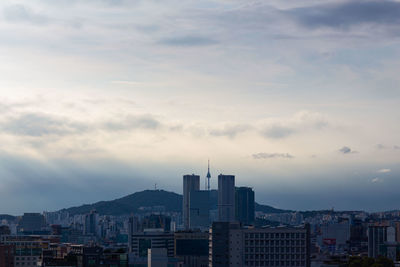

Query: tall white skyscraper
<box><xmin>218</xmin><ymin>174</ymin><xmax>235</xmax><ymax>222</ymax></box>
<box><xmin>183</xmin><ymin>174</ymin><xmax>200</xmax><ymax>229</ymax></box>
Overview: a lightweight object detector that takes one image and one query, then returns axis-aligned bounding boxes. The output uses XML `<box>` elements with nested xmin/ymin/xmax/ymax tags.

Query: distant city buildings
<box><xmin>3</xmin><ymin>165</ymin><xmax>400</xmax><ymax>266</ymax></box>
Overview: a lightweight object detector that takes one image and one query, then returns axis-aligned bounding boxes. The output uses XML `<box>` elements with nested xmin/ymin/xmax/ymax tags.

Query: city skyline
<box><xmin>0</xmin><ymin>0</ymin><xmax>399</xmax><ymax>213</ymax></box>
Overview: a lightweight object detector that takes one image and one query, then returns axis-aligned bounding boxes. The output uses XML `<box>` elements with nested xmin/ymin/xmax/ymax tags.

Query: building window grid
<box><xmin>243</xmin><ymin>231</ymin><xmax>307</xmax><ymax>265</ymax></box>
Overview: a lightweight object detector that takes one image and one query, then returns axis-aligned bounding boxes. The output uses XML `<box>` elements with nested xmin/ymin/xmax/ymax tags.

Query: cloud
<box><xmin>3</xmin><ymin>4</ymin><xmax>50</xmax><ymax>25</ymax></box>
<box><xmin>102</xmin><ymin>115</ymin><xmax>162</xmax><ymax>131</ymax></box>
<box><xmin>159</xmin><ymin>36</ymin><xmax>218</xmax><ymax>47</ymax></box>
<box><xmin>260</xmin><ymin>111</ymin><xmax>328</xmax><ymax>139</ymax></box>
<box><xmin>262</xmin><ymin>125</ymin><xmax>295</xmax><ymax>139</ymax></box>
<box><xmin>376</xmin><ymin>143</ymin><xmax>386</xmax><ymax>150</ymax></box>
<box><xmin>371</xmin><ymin>177</ymin><xmax>383</xmax><ymax>183</ymax></box>
<box><xmin>338</xmin><ymin>146</ymin><xmax>357</xmax><ymax>154</ymax></box>
<box><xmin>378</xmin><ymin>168</ymin><xmax>391</xmax><ymax>173</ymax></box>
<box><xmin>376</xmin><ymin>144</ymin><xmax>400</xmax><ymax>150</ymax></box>
<box><xmin>289</xmin><ymin>0</ymin><xmax>400</xmax><ymax>29</ymax></box>
<box><xmin>252</xmin><ymin>152</ymin><xmax>294</xmax><ymax>159</ymax></box>
<box><xmin>0</xmin><ymin>112</ymin><xmax>164</xmax><ymax>138</ymax></box>
<box><xmin>0</xmin><ymin>113</ymin><xmax>87</xmax><ymax>137</ymax></box>
<box><xmin>209</xmin><ymin>124</ymin><xmax>251</xmax><ymax>138</ymax></box>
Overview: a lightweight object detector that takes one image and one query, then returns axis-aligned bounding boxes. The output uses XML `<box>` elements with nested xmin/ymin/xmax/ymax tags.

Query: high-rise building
<box><xmin>189</xmin><ymin>190</ymin><xmax>210</xmax><ymax>230</ymax></box>
<box><xmin>18</xmin><ymin>213</ymin><xmax>45</xmax><ymax>233</ymax></box>
<box><xmin>174</xmin><ymin>231</ymin><xmax>209</xmax><ymax>267</ymax></box>
<box><xmin>368</xmin><ymin>224</ymin><xmax>388</xmax><ymax>258</ymax></box>
<box><xmin>209</xmin><ymin>223</ymin><xmax>311</xmax><ymax>267</ymax></box>
<box><xmin>235</xmin><ymin>187</ymin><xmax>255</xmax><ymax>225</ymax></box>
<box><xmin>183</xmin><ymin>174</ymin><xmax>200</xmax><ymax>229</ymax></box>
<box><xmin>209</xmin><ymin>222</ymin><xmax>240</xmax><ymax>267</ymax></box>
<box><xmin>148</xmin><ymin>248</ymin><xmax>168</xmax><ymax>267</ymax></box>
<box><xmin>129</xmin><ymin>230</ymin><xmax>174</xmax><ymax>259</ymax></box>
<box><xmin>84</xmin><ymin>210</ymin><xmax>99</xmax><ymax>236</ymax></box>
<box><xmin>320</xmin><ymin>219</ymin><xmax>350</xmax><ymax>253</ymax></box>
<box><xmin>218</xmin><ymin>174</ymin><xmax>235</xmax><ymax>222</ymax></box>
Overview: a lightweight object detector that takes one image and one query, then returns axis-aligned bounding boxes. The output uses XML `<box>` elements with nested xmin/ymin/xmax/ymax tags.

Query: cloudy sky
<box><xmin>0</xmin><ymin>0</ymin><xmax>399</xmax><ymax>214</ymax></box>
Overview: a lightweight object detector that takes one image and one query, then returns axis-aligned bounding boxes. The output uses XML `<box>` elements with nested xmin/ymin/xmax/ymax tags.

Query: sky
<box><xmin>0</xmin><ymin>0</ymin><xmax>399</xmax><ymax>215</ymax></box>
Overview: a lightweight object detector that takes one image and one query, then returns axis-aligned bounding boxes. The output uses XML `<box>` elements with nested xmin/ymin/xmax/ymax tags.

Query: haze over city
<box><xmin>0</xmin><ymin>0</ymin><xmax>399</xmax><ymax>214</ymax></box>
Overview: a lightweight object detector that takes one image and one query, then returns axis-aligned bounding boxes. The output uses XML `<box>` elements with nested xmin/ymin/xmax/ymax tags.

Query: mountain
<box><xmin>61</xmin><ymin>190</ymin><xmax>182</xmax><ymax>216</ymax></box>
<box><xmin>60</xmin><ymin>189</ymin><xmax>289</xmax><ymax>216</ymax></box>
<box><xmin>255</xmin><ymin>203</ymin><xmax>292</xmax><ymax>214</ymax></box>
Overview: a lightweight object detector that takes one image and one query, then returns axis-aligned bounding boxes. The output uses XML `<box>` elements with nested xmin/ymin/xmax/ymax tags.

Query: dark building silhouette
<box><xmin>183</xmin><ymin>174</ymin><xmax>200</xmax><ymax>229</ymax></box>
<box><xmin>235</xmin><ymin>187</ymin><xmax>255</xmax><ymax>225</ymax></box>
<box><xmin>368</xmin><ymin>225</ymin><xmax>388</xmax><ymax>258</ymax></box>
<box><xmin>51</xmin><ymin>224</ymin><xmax>62</xmax><ymax>235</ymax></box>
<box><xmin>84</xmin><ymin>210</ymin><xmax>99</xmax><ymax>236</ymax></box>
<box><xmin>218</xmin><ymin>174</ymin><xmax>235</xmax><ymax>222</ymax></box>
<box><xmin>18</xmin><ymin>213</ymin><xmax>45</xmax><ymax>233</ymax></box>
<box><xmin>0</xmin><ymin>244</ymin><xmax>14</xmax><ymax>267</ymax></box>
<box><xmin>189</xmin><ymin>190</ymin><xmax>210</xmax><ymax>230</ymax></box>
<box><xmin>78</xmin><ymin>246</ymin><xmax>103</xmax><ymax>267</ymax></box>
<box><xmin>174</xmin><ymin>231</ymin><xmax>209</xmax><ymax>267</ymax></box>
<box><xmin>349</xmin><ymin>218</ymin><xmax>368</xmax><ymax>253</ymax></box>
<box><xmin>0</xmin><ymin>226</ymin><xmax>10</xmax><ymax>236</ymax></box>
<box><xmin>209</xmin><ymin>222</ymin><xmax>240</xmax><ymax>267</ymax></box>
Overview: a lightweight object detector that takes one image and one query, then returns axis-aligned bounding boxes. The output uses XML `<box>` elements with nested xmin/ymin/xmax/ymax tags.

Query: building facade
<box><xmin>368</xmin><ymin>224</ymin><xmax>388</xmax><ymax>258</ymax></box>
<box><xmin>18</xmin><ymin>213</ymin><xmax>46</xmax><ymax>233</ymax></box>
<box><xmin>0</xmin><ymin>244</ymin><xmax>14</xmax><ymax>267</ymax></box>
<box><xmin>189</xmin><ymin>190</ymin><xmax>210</xmax><ymax>230</ymax></box>
<box><xmin>174</xmin><ymin>231</ymin><xmax>209</xmax><ymax>267</ymax></box>
<box><xmin>1</xmin><ymin>235</ymin><xmax>49</xmax><ymax>267</ymax></box>
<box><xmin>210</xmin><ymin>223</ymin><xmax>311</xmax><ymax>267</ymax></box>
<box><xmin>129</xmin><ymin>230</ymin><xmax>174</xmax><ymax>259</ymax></box>
<box><xmin>235</xmin><ymin>187</ymin><xmax>255</xmax><ymax>225</ymax></box>
<box><xmin>183</xmin><ymin>174</ymin><xmax>200</xmax><ymax>229</ymax></box>
<box><xmin>218</xmin><ymin>174</ymin><xmax>235</xmax><ymax>222</ymax></box>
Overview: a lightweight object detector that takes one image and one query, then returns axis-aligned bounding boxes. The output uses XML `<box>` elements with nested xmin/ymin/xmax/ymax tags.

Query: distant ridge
<box><xmin>60</xmin><ymin>189</ymin><xmax>289</xmax><ymax>216</ymax></box>
<box><xmin>60</xmin><ymin>190</ymin><xmax>182</xmax><ymax>216</ymax></box>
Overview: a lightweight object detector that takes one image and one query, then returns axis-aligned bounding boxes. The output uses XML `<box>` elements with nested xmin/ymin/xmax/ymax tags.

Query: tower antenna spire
<box><xmin>206</xmin><ymin>159</ymin><xmax>211</xmax><ymax>191</ymax></box>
